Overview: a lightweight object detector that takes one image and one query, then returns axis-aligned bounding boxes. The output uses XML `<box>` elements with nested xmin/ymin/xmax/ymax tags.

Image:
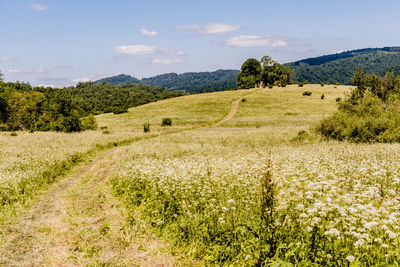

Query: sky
<box><xmin>1</xmin><ymin>0</ymin><xmax>400</xmax><ymax>87</ymax></box>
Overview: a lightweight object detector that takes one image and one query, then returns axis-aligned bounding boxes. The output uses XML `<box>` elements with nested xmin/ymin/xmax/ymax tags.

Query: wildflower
<box><xmin>346</xmin><ymin>255</ymin><xmax>355</xmax><ymax>262</ymax></box>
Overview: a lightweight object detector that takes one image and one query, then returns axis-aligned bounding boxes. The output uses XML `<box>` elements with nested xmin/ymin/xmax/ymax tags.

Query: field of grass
<box><xmin>107</xmin><ymin>84</ymin><xmax>400</xmax><ymax>265</ymax></box>
<box><xmin>5</xmin><ymin>84</ymin><xmax>400</xmax><ymax>265</ymax></box>
<box><xmin>0</xmin><ymin>89</ymin><xmax>250</xmax><ymax>220</ymax></box>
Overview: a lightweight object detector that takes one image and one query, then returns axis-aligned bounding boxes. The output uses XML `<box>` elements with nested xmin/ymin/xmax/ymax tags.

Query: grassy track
<box><xmin>5</xmin><ymin>85</ymin><xmax>377</xmax><ymax>265</ymax></box>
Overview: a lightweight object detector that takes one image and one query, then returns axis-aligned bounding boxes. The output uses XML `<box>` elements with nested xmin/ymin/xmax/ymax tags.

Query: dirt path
<box><xmin>0</xmin><ymin>147</ymin><xmax>176</xmax><ymax>266</ymax></box>
<box><xmin>0</xmin><ymin>93</ymin><xmax>255</xmax><ymax>266</ymax></box>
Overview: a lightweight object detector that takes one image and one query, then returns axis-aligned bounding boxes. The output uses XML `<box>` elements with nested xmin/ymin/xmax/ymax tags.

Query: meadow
<box><xmin>4</xmin><ymin>84</ymin><xmax>400</xmax><ymax>265</ymax></box>
<box><xmin>0</xmin><ymin>89</ymin><xmax>249</xmax><ymax>220</ymax></box>
<box><xmin>109</xmin><ymin>84</ymin><xmax>400</xmax><ymax>265</ymax></box>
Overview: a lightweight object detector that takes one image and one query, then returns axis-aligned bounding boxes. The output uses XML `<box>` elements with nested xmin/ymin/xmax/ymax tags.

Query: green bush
<box><xmin>143</xmin><ymin>123</ymin><xmax>150</xmax><ymax>133</ymax></box>
<box><xmin>112</xmin><ymin>106</ymin><xmax>128</xmax><ymax>115</ymax></box>
<box><xmin>80</xmin><ymin>114</ymin><xmax>98</xmax><ymax>130</ymax></box>
<box><xmin>10</xmin><ymin>132</ymin><xmax>17</xmax><ymax>137</ymax></box>
<box><xmin>161</xmin><ymin>118</ymin><xmax>172</xmax><ymax>126</ymax></box>
<box><xmin>318</xmin><ymin>70</ymin><xmax>400</xmax><ymax>142</ymax></box>
<box><xmin>303</xmin><ymin>91</ymin><xmax>312</xmax><ymax>96</ymax></box>
<box><xmin>336</xmin><ymin>97</ymin><xmax>342</xmax><ymax>102</ymax></box>
<box><xmin>321</xmin><ymin>94</ymin><xmax>325</xmax><ymax>100</ymax></box>
<box><xmin>291</xmin><ymin>130</ymin><xmax>313</xmax><ymax>142</ymax></box>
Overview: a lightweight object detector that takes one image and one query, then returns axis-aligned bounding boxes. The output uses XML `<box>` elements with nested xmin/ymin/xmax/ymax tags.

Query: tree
<box><xmin>237</xmin><ymin>58</ymin><xmax>262</xmax><ymax>89</ymax></box>
<box><xmin>261</xmin><ymin>62</ymin><xmax>293</xmax><ymax>87</ymax></box>
<box><xmin>261</xmin><ymin>56</ymin><xmax>277</xmax><ymax>67</ymax></box>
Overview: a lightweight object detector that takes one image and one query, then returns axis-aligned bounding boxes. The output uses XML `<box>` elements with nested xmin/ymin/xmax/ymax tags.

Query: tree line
<box><xmin>0</xmin><ymin>72</ymin><xmax>184</xmax><ymax>132</ymax></box>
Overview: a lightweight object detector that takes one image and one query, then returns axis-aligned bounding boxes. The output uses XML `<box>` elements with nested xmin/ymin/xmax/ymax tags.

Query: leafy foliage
<box><xmin>237</xmin><ymin>57</ymin><xmax>293</xmax><ymax>89</ymax></box>
<box><xmin>69</xmin><ymin>82</ymin><xmax>185</xmax><ymax>116</ymax></box>
<box><xmin>0</xmin><ymin>82</ymin><xmax>83</xmax><ymax>132</ymax></box>
<box><xmin>318</xmin><ymin>70</ymin><xmax>400</xmax><ymax>142</ymax></box>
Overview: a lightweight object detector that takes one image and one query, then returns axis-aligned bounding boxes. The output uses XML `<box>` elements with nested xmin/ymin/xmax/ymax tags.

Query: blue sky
<box><xmin>1</xmin><ymin>0</ymin><xmax>400</xmax><ymax>87</ymax></box>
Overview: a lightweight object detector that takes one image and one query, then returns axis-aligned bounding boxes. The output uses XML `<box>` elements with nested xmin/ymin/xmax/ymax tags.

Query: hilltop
<box><xmin>287</xmin><ymin>46</ymin><xmax>400</xmax><ymax>84</ymax></box>
<box><xmin>95</xmin><ymin>69</ymin><xmax>239</xmax><ymax>93</ymax></box>
<box><xmin>96</xmin><ymin>47</ymin><xmax>400</xmax><ymax>89</ymax></box>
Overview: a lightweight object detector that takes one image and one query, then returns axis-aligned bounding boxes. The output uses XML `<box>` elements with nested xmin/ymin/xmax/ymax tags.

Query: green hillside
<box><xmin>95</xmin><ymin>69</ymin><xmax>239</xmax><ymax>93</ymax></box>
<box><xmin>288</xmin><ymin>46</ymin><xmax>400</xmax><ymax>84</ymax></box>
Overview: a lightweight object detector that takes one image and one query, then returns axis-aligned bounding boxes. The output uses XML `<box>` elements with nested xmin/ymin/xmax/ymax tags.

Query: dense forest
<box><xmin>288</xmin><ymin>47</ymin><xmax>400</xmax><ymax>84</ymax></box>
<box><xmin>69</xmin><ymin>82</ymin><xmax>185</xmax><ymax>115</ymax></box>
<box><xmin>0</xmin><ymin>73</ymin><xmax>184</xmax><ymax>132</ymax></box>
<box><xmin>96</xmin><ymin>69</ymin><xmax>239</xmax><ymax>93</ymax></box>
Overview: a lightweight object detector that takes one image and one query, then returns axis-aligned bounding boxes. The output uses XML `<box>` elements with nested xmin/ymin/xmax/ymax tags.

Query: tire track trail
<box><xmin>0</xmin><ymin>90</ymin><xmax>257</xmax><ymax>266</ymax></box>
<box><xmin>0</xmin><ymin>147</ymin><xmax>176</xmax><ymax>266</ymax></box>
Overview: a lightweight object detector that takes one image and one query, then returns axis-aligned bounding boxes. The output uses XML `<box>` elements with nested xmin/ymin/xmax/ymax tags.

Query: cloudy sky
<box><xmin>1</xmin><ymin>0</ymin><xmax>400</xmax><ymax>87</ymax></box>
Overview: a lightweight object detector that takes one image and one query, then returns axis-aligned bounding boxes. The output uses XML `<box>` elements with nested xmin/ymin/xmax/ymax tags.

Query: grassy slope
<box><xmin>110</xmin><ymin>85</ymin><xmax>400</xmax><ymax>264</ymax></box>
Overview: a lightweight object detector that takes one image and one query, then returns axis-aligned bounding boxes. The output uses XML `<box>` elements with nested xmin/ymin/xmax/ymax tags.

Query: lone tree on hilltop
<box><xmin>237</xmin><ymin>58</ymin><xmax>262</xmax><ymax>89</ymax></box>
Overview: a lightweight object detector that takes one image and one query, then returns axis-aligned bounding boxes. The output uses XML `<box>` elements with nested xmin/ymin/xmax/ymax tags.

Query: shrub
<box><xmin>291</xmin><ymin>130</ymin><xmax>313</xmax><ymax>142</ymax></box>
<box><xmin>241</xmin><ymin>98</ymin><xmax>247</xmax><ymax>103</ymax></box>
<box><xmin>143</xmin><ymin>123</ymin><xmax>150</xmax><ymax>133</ymax></box>
<box><xmin>112</xmin><ymin>106</ymin><xmax>128</xmax><ymax>115</ymax></box>
<box><xmin>321</xmin><ymin>94</ymin><xmax>325</xmax><ymax>100</ymax></box>
<box><xmin>303</xmin><ymin>91</ymin><xmax>312</xmax><ymax>96</ymax></box>
<box><xmin>161</xmin><ymin>118</ymin><xmax>172</xmax><ymax>126</ymax></box>
<box><xmin>268</xmin><ymin>84</ymin><xmax>273</xmax><ymax>88</ymax></box>
<box><xmin>336</xmin><ymin>97</ymin><xmax>342</xmax><ymax>102</ymax></box>
<box><xmin>10</xmin><ymin>132</ymin><xmax>17</xmax><ymax>137</ymax></box>
<box><xmin>80</xmin><ymin>114</ymin><xmax>98</xmax><ymax>130</ymax></box>
<box><xmin>298</xmin><ymin>83</ymin><xmax>304</xmax><ymax>87</ymax></box>
<box><xmin>320</xmin><ymin>83</ymin><xmax>324</xmax><ymax>87</ymax></box>
<box><xmin>102</xmin><ymin>130</ymin><xmax>110</xmax><ymax>134</ymax></box>
<box><xmin>100</xmin><ymin>126</ymin><xmax>108</xmax><ymax>130</ymax></box>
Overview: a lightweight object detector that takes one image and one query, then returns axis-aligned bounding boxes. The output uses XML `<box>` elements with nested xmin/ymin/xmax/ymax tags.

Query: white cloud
<box><xmin>140</xmin><ymin>29</ymin><xmax>158</xmax><ymax>37</ymax></box>
<box><xmin>71</xmin><ymin>77</ymin><xmax>92</xmax><ymax>83</ymax></box>
<box><xmin>0</xmin><ymin>57</ymin><xmax>11</xmax><ymax>62</ymax></box>
<box><xmin>225</xmin><ymin>35</ymin><xmax>288</xmax><ymax>47</ymax></box>
<box><xmin>152</xmin><ymin>59</ymin><xmax>183</xmax><ymax>64</ymax></box>
<box><xmin>6</xmin><ymin>69</ymin><xmax>21</xmax><ymax>74</ymax></box>
<box><xmin>28</xmin><ymin>3</ymin><xmax>47</xmax><ymax>11</ymax></box>
<box><xmin>201</xmin><ymin>23</ymin><xmax>240</xmax><ymax>34</ymax></box>
<box><xmin>115</xmin><ymin>45</ymin><xmax>157</xmax><ymax>55</ymax></box>
<box><xmin>33</xmin><ymin>67</ymin><xmax>47</xmax><ymax>73</ymax></box>
<box><xmin>115</xmin><ymin>45</ymin><xmax>184</xmax><ymax>56</ymax></box>
<box><xmin>177</xmin><ymin>23</ymin><xmax>240</xmax><ymax>35</ymax></box>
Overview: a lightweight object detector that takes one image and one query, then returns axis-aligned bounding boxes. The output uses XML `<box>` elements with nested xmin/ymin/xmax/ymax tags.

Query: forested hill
<box><xmin>95</xmin><ymin>69</ymin><xmax>239</xmax><ymax>93</ymax></box>
<box><xmin>287</xmin><ymin>47</ymin><xmax>400</xmax><ymax>84</ymax></box>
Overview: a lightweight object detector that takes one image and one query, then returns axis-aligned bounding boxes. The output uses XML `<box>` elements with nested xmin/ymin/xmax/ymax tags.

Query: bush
<box><xmin>268</xmin><ymin>84</ymin><xmax>273</xmax><ymax>88</ymax></box>
<box><xmin>102</xmin><ymin>130</ymin><xmax>110</xmax><ymax>134</ymax></box>
<box><xmin>241</xmin><ymin>98</ymin><xmax>247</xmax><ymax>103</ymax></box>
<box><xmin>100</xmin><ymin>126</ymin><xmax>108</xmax><ymax>130</ymax></box>
<box><xmin>143</xmin><ymin>123</ymin><xmax>150</xmax><ymax>133</ymax></box>
<box><xmin>303</xmin><ymin>91</ymin><xmax>312</xmax><ymax>96</ymax></box>
<box><xmin>10</xmin><ymin>132</ymin><xmax>17</xmax><ymax>137</ymax></box>
<box><xmin>321</xmin><ymin>94</ymin><xmax>325</xmax><ymax>100</ymax></box>
<box><xmin>161</xmin><ymin>118</ymin><xmax>172</xmax><ymax>126</ymax></box>
<box><xmin>291</xmin><ymin>130</ymin><xmax>313</xmax><ymax>142</ymax></box>
<box><xmin>336</xmin><ymin>97</ymin><xmax>342</xmax><ymax>102</ymax></box>
<box><xmin>112</xmin><ymin>106</ymin><xmax>128</xmax><ymax>115</ymax></box>
<box><xmin>298</xmin><ymin>83</ymin><xmax>304</xmax><ymax>87</ymax></box>
<box><xmin>320</xmin><ymin>83</ymin><xmax>324</xmax><ymax>87</ymax></box>
<box><xmin>80</xmin><ymin>114</ymin><xmax>98</xmax><ymax>130</ymax></box>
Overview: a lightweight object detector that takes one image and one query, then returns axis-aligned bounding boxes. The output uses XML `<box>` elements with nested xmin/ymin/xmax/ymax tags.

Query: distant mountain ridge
<box><xmin>95</xmin><ymin>69</ymin><xmax>239</xmax><ymax>93</ymax></box>
<box><xmin>287</xmin><ymin>46</ymin><xmax>400</xmax><ymax>84</ymax></box>
<box><xmin>95</xmin><ymin>46</ymin><xmax>400</xmax><ymax>90</ymax></box>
